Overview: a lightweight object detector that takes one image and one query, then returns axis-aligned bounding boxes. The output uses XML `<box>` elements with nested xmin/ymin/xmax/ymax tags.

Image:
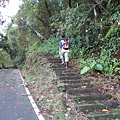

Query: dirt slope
<box><xmin>21</xmin><ymin>52</ymin><xmax>120</xmax><ymax>120</ymax></box>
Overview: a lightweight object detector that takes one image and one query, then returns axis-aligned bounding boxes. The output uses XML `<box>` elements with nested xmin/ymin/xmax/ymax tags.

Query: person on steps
<box><xmin>59</xmin><ymin>34</ymin><xmax>72</xmax><ymax>68</ymax></box>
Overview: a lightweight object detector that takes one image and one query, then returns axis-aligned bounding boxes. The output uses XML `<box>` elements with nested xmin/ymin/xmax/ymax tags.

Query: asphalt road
<box><xmin>0</xmin><ymin>69</ymin><xmax>39</xmax><ymax>120</ymax></box>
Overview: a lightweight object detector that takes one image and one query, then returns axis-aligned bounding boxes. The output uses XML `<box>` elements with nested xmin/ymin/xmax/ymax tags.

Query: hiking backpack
<box><xmin>62</xmin><ymin>39</ymin><xmax>70</xmax><ymax>50</ymax></box>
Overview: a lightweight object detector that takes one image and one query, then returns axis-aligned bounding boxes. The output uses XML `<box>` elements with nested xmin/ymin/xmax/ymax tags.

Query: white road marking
<box><xmin>19</xmin><ymin>70</ymin><xmax>45</xmax><ymax>120</ymax></box>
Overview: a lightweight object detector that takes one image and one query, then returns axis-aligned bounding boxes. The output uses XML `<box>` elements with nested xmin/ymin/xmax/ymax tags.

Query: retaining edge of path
<box><xmin>18</xmin><ymin>70</ymin><xmax>45</xmax><ymax>120</ymax></box>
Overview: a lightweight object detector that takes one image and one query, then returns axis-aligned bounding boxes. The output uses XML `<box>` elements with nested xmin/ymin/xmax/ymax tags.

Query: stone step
<box><xmin>59</xmin><ymin>76</ymin><xmax>82</xmax><ymax>80</ymax></box>
<box><xmin>56</xmin><ymin>73</ymin><xmax>77</xmax><ymax>77</ymax></box>
<box><xmin>67</xmin><ymin>87</ymin><xmax>102</xmax><ymax>95</ymax></box>
<box><xmin>55</xmin><ymin>69</ymin><xmax>78</xmax><ymax>72</ymax></box>
<box><xmin>72</xmin><ymin>94</ymin><xmax>112</xmax><ymax>102</ymax></box>
<box><xmin>77</xmin><ymin>102</ymin><xmax>119</xmax><ymax>112</ymax></box>
<box><xmin>48</xmin><ymin>59</ymin><xmax>75</xmax><ymax>66</ymax></box>
<box><xmin>48</xmin><ymin>58</ymin><xmax>75</xmax><ymax>64</ymax></box>
<box><xmin>52</xmin><ymin>65</ymin><xmax>73</xmax><ymax>69</ymax></box>
<box><xmin>53</xmin><ymin>67</ymin><xmax>72</xmax><ymax>71</ymax></box>
<box><xmin>55</xmin><ymin>70</ymin><xmax>79</xmax><ymax>75</ymax></box>
<box><xmin>65</xmin><ymin>83</ymin><xmax>94</xmax><ymax>89</ymax></box>
<box><xmin>60</xmin><ymin>79</ymin><xmax>91</xmax><ymax>84</ymax></box>
<box><xmin>48</xmin><ymin>58</ymin><xmax>61</xmax><ymax>63</ymax></box>
<box><xmin>85</xmin><ymin>112</ymin><xmax>120</xmax><ymax>120</ymax></box>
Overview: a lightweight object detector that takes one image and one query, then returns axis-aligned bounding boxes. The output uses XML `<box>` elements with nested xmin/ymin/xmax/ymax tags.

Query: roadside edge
<box><xmin>19</xmin><ymin>70</ymin><xmax>45</xmax><ymax>120</ymax></box>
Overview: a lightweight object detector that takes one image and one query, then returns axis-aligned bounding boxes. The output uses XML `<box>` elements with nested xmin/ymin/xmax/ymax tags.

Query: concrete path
<box><xmin>0</xmin><ymin>69</ymin><xmax>44</xmax><ymax>120</ymax></box>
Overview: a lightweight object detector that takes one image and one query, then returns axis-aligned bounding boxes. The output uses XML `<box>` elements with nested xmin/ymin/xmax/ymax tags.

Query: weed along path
<box><xmin>0</xmin><ymin>69</ymin><xmax>45</xmax><ymax>120</ymax></box>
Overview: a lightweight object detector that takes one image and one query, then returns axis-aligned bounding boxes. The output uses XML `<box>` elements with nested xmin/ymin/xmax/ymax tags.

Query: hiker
<box><xmin>59</xmin><ymin>34</ymin><xmax>72</xmax><ymax>68</ymax></box>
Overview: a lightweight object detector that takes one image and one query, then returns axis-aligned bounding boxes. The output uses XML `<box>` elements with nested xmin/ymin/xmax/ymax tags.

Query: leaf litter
<box><xmin>21</xmin><ymin>52</ymin><xmax>120</xmax><ymax>120</ymax></box>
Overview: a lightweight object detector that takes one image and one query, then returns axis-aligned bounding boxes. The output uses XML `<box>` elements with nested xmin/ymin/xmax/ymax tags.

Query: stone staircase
<box><xmin>48</xmin><ymin>57</ymin><xmax>120</xmax><ymax>120</ymax></box>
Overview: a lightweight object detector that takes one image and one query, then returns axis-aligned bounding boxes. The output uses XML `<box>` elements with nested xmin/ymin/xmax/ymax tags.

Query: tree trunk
<box><xmin>68</xmin><ymin>0</ymin><xmax>72</xmax><ymax>8</ymax></box>
<box><xmin>44</xmin><ymin>0</ymin><xmax>51</xmax><ymax>17</ymax></box>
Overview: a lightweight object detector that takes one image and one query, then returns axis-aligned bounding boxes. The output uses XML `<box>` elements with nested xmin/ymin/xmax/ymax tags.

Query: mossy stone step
<box><xmin>49</xmin><ymin>62</ymin><xmax>74</xmax><ymax>67</ymax></box>
<box><xmin>55</xmin><ymin>70</ymin><xmax>79</xmax><ymax>75</ymax></box>
<box><xmin>56</xmin><ymin>73</ymin><xmax>77</xmax><ymax>76</ymax></box>
<box><xmin>60</xmin><ymin>79</ymin><xmax>91</xmax><ymax>84</ymax></box>
<box><xmin>67</xmin><ymin>87</ymin><xmax>102</xmax><ymax>95</ymax></box>
<box><xmin>77</xmin><ymin>102</ymin><xmax>119</xmax><ymax>112</ymax></box>
<box><xmin>65</xmin><ymin>83</ymin><xmax>94</xmax><ymax>89</ymax></box>
<box><xmin>54</xmin><ymin>67</ymin><xmax>80</xmax><ymax>71</ymax></box>
<box><xmin>48</xmin><ymin>58</ymin><xmax>75</xmax><ymax>66</ymax></box>
<box><xmin>53</xmin><ymin>67</ymin><xmax>72</xmax><ymax>71</ymax></box>
<box><xmin>52</xmin><ymin>65</ymin><xmax>73</xmax><ymax>69</ymax></box>
<box><xmin>72</xmin><ymin>94</ymin><xmax>112</xmax><ymax>102</ymax></box>
<box><xmin>55</xmin><ymin>69</ymin><xmax>78</xmax><ymax>72</ymax></box>
<box><xmin>48</xmin><ymin>58</ymin><xmax>61</xmax><ymax>63</ymax></box>
<box><xmin>85</xmin><ymin>112</ymin><xmax>120</xmax><ymax>120</ymax></box>
<box><xmin>59</xmin><ymin>76</ymin><xmax>82</xmax><ymax>80</ymax></box>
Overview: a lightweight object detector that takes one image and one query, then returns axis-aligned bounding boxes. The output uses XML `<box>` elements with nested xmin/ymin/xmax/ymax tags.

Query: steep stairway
<box><xmin>48</xmin><ymin>57</ymin><xmax>120</xmax><ymax>120</ymax></box>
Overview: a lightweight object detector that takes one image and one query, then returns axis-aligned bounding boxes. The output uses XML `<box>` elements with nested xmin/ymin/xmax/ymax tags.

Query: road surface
<box><xmin>0</xmin><ymin>69</ymin><xmax>43</xmax><ymax>120</ymax></box>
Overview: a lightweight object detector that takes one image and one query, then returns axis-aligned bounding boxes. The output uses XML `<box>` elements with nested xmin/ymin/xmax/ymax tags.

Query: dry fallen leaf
<box><xmin>39</xmin><ymin>95</ymin><xmax>46</xmax><ymax>101</ymax></box>
<box><xmin>31</xmin><ymin>81</ymin><xmax>35</xmax><ymax>84</ymax></box>
<box><xmin>67</xmin><ymin>107</ymin><xmax>71</xmax><ymax>112</ymax></box>
<box><xmin>102</xmin><ymin>109</ymin><xmax>109</xmax><ymax>112</ymax></box>
<box><xmin>81</xmin><ymin>86</ymin><xmax>87</xmax><ymax>89</ymax></box>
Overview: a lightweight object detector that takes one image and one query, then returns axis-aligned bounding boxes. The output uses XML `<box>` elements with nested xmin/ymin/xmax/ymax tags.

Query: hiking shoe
<box><xmin>61</xmin><ymin>62</ymin><xmax>64</xmax><ymax>65</ymax></box>
<box><xmin>66</xmin><ymin>62</ymin><xmax>68</xmax><ymax>68</ymax></box>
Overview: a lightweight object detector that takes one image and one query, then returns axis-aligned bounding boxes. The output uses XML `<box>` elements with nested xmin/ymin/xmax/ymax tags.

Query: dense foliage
<box><xmin>0</xmin><ymin>0</ymin><xmax>120</xmax><ymax>74</ymax></box>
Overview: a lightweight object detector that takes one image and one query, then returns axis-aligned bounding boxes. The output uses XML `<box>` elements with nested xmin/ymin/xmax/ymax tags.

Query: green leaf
<box><xmin>80</xmin><ymin>66</ymin><xmax>90</xmax><ymax>74</ymax></box>
<box><xmin>114</xmin><ymin>68</ymin><xmax>120</xmax><ymax>73</ymax></box>
<box><xmin>90</xmin><ymin>61</ymin><xmax>96</xmax><ymax>68</ymax></box>
<box><xmin>95</xmin><ymin>64</ymin><xmax>103</xmax><ymax>71</ymax></box>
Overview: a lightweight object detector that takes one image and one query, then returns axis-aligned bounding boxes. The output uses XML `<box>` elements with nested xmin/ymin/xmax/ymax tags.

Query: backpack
<box><xmin>62</xmin><ymin>39</ymin><xmax>70</xmax><ymax>50</ymax></box>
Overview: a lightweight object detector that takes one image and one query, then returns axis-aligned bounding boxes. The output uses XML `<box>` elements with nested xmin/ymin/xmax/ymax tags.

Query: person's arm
<box><xmin>59</xmin><ymin>40</ymin><xmax>62</xmax><ymax>49</ymax></box>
